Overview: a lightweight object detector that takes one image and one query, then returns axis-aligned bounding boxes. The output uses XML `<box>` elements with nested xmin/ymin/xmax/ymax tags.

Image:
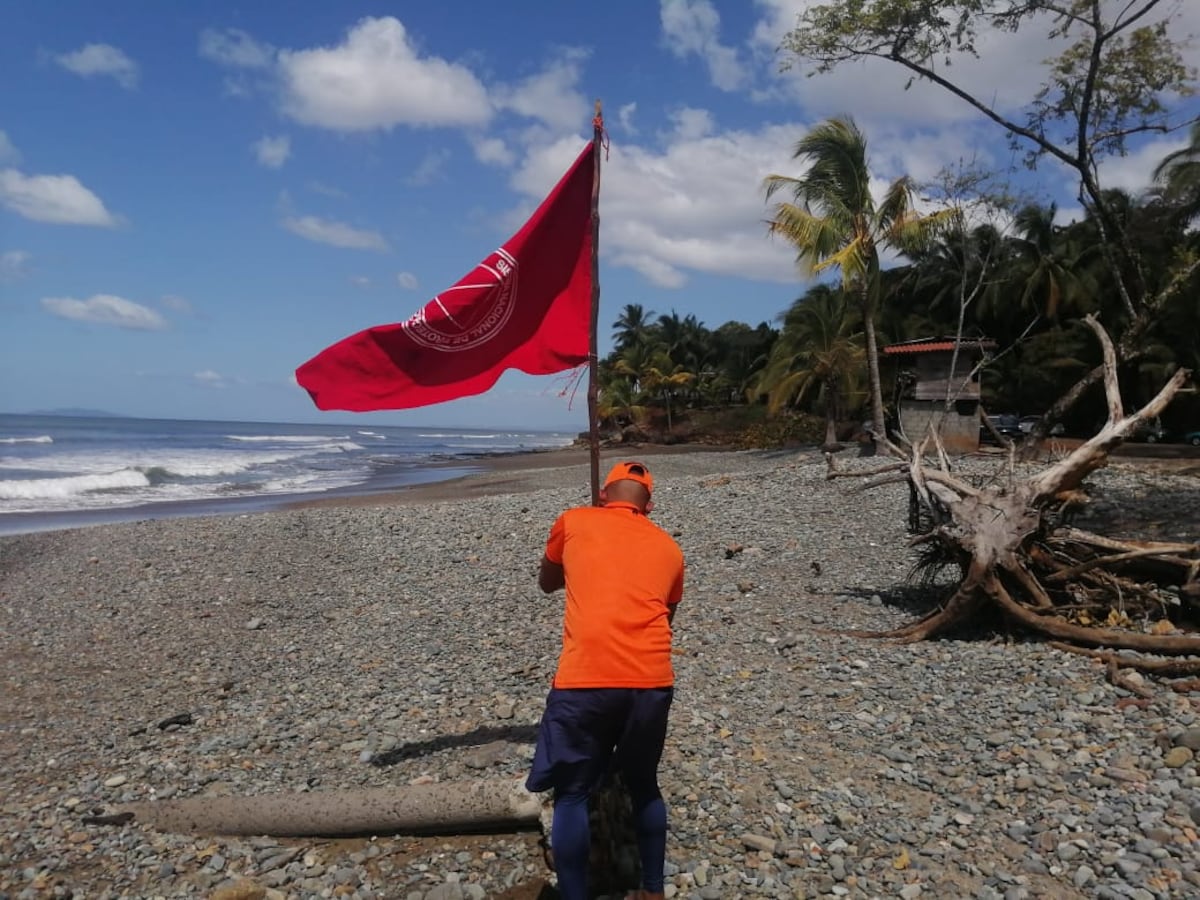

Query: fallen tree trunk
<box><xmin>85</xmin><ymin>776</ymin><xmax>642</xmax><ymax>893</ymax></box>
<box><xmin>94</xmin><ymin>777</ymin><xmax>546</xmax><ymax>837</ymax></box>
<box><xmin>830</xmin><ymin>315</ymin><xmax>1200</xmax><ymax>681</ymax></box>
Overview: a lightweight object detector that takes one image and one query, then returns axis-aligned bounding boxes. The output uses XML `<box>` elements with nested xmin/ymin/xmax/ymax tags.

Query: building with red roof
<box><xmin>883</xmin><ymin>336</ymin><xmax>997</xmax><ymax>452</ymax></box>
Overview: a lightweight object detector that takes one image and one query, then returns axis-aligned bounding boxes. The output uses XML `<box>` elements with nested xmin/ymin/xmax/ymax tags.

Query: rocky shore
<box><xmin>2</xmin><ymin>448</ymin><xmax>1199</xmax><ymax>899</ymax></box>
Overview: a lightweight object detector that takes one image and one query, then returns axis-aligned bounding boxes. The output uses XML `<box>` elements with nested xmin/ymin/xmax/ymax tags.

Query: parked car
<box><xmin>981</xmin><ymin>414</ymin><xmax>1023</xmax><ymax>444</ymax></box>
<box><xmin>1184</xmin><ymin>429</ymin><xmax>1200</xmax><ymax>447</ymax></box>
<box><xmin>1018</xmin><ymin>415</ymin><xmax>1065</xmax><ymax>437</ymax></box>
<box><xmin>1130</xmin><ymin>418</ymin><xmax>1168</xmax><ymax>443</ymax></box>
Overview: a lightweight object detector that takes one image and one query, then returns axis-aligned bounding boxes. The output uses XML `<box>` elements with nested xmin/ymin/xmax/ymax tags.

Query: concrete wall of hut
<box><xmin>897</xmin><ymin>400</ymin><xmax>980</xmax><ymax>453</ymax></box>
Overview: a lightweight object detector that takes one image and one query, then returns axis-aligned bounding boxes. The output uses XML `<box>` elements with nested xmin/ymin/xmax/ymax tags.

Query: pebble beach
<box><xmin>2</xmin><ymin>446</ymin><xmax>1199</xmax><ymax>900</ymax></box>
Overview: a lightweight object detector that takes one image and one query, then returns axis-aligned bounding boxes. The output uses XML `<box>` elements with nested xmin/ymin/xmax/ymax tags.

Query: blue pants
<box><xmin>527</xmin><ymin>687</ymin><xmax>673</xmax><ymax>899</ymax></box>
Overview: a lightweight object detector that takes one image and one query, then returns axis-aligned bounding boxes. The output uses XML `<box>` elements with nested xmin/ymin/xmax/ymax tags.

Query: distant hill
<box><xmin>24</xmin><ymin>408</ymin><xmax>124</xmax><ymax>418</ymax></box>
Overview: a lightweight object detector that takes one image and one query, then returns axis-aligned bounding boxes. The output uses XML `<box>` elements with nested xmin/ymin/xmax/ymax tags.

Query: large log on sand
<box><xmin>108</xmin><ymin>778</ymin><xmax>546</xmax><ymax>837</ymax></box>
<box><xmin>91</xmin><ymin>777</ymin><xmax>640</xmax><ymax>892</ymax></box>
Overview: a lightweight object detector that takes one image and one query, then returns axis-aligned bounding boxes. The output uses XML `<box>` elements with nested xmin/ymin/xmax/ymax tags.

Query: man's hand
<box><xmin>538</xmin><ymin>556</ymin><xmax>565</xmax><ymax>594</ymax></box>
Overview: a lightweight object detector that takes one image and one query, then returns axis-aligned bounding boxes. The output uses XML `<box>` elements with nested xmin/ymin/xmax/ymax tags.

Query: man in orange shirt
<box><xmin>526</xmin><ymin>461</ymin><xmax>684</xmax><ymax>900</ymax></box>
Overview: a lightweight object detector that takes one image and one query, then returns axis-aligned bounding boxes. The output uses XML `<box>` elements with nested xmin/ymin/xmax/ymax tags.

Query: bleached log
<box><xmin>1027</xmin><ymin>316</ymin><xmax>1190</xmax><ymax>501</ymax></box>
<box><xmin>109</xmin><ymin>778</ymin><xmax>546</xmax><ymax>837</ymax></box>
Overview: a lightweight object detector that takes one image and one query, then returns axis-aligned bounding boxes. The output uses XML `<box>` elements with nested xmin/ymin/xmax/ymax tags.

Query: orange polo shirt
<box><xmin>544</xmin><ymin>501</ymin><xmax>684</xmax><ymax>689</ymax></box>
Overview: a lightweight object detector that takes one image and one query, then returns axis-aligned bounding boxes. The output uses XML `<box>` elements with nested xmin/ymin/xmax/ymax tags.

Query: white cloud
<box><xmin>617</xmin><ymin>102</ymin><xmax>638</xmax><ymax>135</ymax></box>
<box><xmin>867</xmin><ymin>125</ymin><xmax>1004</xmax><ymax>191</ymax></box>
<box><xmin>350</xmin><ymin>275</ymin><xmax>372</xmax><ymax>288</ymax></box>
<box><xmin>277</xmin><ymin>17</ymin><xmax>492</xmax><ymax>131</ymax></box>
<box><xmin>472</xmin><ymin>136</ymin><xmax>514</xmax><ymax>167</ymax></box>
<box><xmin>616</xmin><ymin>252</ymin><xmax>689</xmax><ymax>289</ymax></box>
<box><xmin>1097</xmin><ymin>135</ymin><xmax>1190</xmax><ymax>195</ymax></box>
<box><xmin>41</xmin><ymin>294</ymin><xmax>167</xmax><ymax>330</ymax></box>
<box><xmin>660</xmin><ymin>0</ymin><xmax>747</xmax><ymax>91</ymax></box>
<box><xmin>0</xmin><ymin>131</ymin><xmax>19</xmax><ymax>164</ymax></box>
<box><xmin>667</xmin><ymin>107</ymin><xmax>715</xmax><ymax>142</ymax></box>
<box><xmin>397</xmin><ymin>271</ymin><xmax>418</xmax><ymax>290</ymax></box>
<box><xmin>502</xmin><ymin>117</ymin><xmax>1018</xmax><ymax>293</ymax></box>
<box><xmin>493</xmin><ymin>50</ymin><xmax>589</xmax><ymax>131</ymax></box>
<box><xmin>253</xmin><ymin>135</ymin><xmax>291</xmax><ymax>168</ymax></box>
<box><xmin>509</xmin><ymin>125</ymin><xmax>805</xmax><ymax>289</ymax></box>
<box><xmin>0</xmin><ymin>169</ymin><xmax>119</xmax><ymax>226</ymax></box>
<box><xmin>282</xmin><ymin>215</ymin><xmax>389</xmax><ymax>251</ymax></box>
<box><xmin>54</xmin><ymin>43</ymin><xmax>139</xmax><ymax>89</ymax></box>
<box><xmin>0</xmin><ymin>249</ymin><xmax>31</xmax><ymax>282</ymax></box>
<box><xmin>198</xmin><ymin>28</ymin><xmax>275</xmax><ymax>68</ymax></box>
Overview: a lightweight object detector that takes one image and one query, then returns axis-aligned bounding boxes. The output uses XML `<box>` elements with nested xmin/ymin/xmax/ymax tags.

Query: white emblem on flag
<box><xmin>402</xmin><ymin>249</ymin><xmax>518</xmax><ymax>351</ymax></box>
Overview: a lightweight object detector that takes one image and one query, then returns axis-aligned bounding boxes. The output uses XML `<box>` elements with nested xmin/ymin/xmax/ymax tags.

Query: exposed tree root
<box><xmin>827</xmin><ymin>316</ymin><xmax>1198</xmax><ymax>683</ymax></box>
<box><xmin>1105</xmin><ymin>658</ymin><xmax>1157</xmax><ymax>698</ymax></box>
<box><xmin>1047</xmin><ymin>643</ymin><xmax>1200</xmax><ymax>679</ymax></box>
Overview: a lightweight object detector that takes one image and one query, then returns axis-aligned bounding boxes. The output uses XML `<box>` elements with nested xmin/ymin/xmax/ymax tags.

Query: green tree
<box><xmin>596</xmin><ymin>375</ymin><xmax>648</xmax><ymax>431</ymax></box>
<box><xmin>778</xmin><ymin>0</ymin><xmax>1198</xmax><ymax>433</ymax></box>
<box><xmin>764</xmin><ymin>116</ymin><xmax>948</xmax><ymax>436</ymax></box>
<box><xmin>610</xmin><ymin>341</ymin><xmax>657</xmax><ymax>395</ymax></box>
<box><xmin>1153</xmin><ymin>120</ymin><xmax>1200</xmax><ymax>224</ymax></box>
<box><xmin>900</xmin><ymin>221</ymin><xmax>1009</xmax><ymax>334</ymax></box>
<box><xmin>612</xmin><ymin>303</ymin><xmax>655</xmax><ymax>352</ymax></box>
<box><xmin>709</xmin><ymin>321</ymin><xmax>776</xmax><ymax>404</ymax></box>
<box><xmin>1010</xmin><ymin>203</ymin><xmax>1100</xmax><ymax>320</ymax></box>
<box><xmin>755</xmin><ymin>284</ymin><xmax>866</xmax><ymax>446</ymax></box>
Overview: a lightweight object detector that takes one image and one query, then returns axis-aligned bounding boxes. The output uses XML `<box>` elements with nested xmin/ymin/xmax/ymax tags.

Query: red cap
<box><xmin>603</xmin><ymin>461</ymin><xmax>653</xmax><ymax>493</ymax></box>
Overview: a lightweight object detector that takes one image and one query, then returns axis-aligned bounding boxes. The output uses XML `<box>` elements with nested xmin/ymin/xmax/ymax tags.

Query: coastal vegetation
<box><xmin>598</xmin><ymin>1</ymin><xmax>1199</xmax><ymax>448</ymax></box>
<box><xmin>597</xmin><ymin>0</ymin><xmax>1200</xmax><ymax>678</ymax></box>
<box><xmin>596</xmin><ymin>128</ymin><xmax>1200</xmax><ymax>445</ymax></box>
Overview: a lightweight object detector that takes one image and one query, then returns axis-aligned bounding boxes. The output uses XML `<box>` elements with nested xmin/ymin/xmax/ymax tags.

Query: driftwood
<box><xmin>86</xmin><ymin>775</ymin><xmax>642</xmax><ymax>894</ymax></box>
<box><xmin>92</xmin><ymin>778</ymin><xmax>546</xmax><ymax>837</ymax></box>
<box><xmin>830</xmin><ymin>315</ymin><xmax>1199</xmax><ymax>683</ymax></box>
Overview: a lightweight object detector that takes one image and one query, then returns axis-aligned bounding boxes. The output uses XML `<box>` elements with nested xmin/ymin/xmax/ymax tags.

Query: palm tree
<box><xmin>597</xmin><ymin>376</ymin><xmax>648</xmax><ymax>431</ymax></box>
<box><xmin>903</xmin><ymin>221</ymin><xmax>1006</xmax><ymax>326</ymax></box>
<box><xmin>754</xmin><ymin>285</ymin><xmax>865</xmax><ymax>447</ymax></box>
<box><xmin>644</xmin><ymin>363</ymin><xmax>695</xmax><ymax>432</ymax></box>
<box><xmin>1010</xmin><ymin>203</ymin><xmax>1098</xmax><ymax>320</ymax></box>
<box><xmin>610</xmin><ymin>341</ymin><xmax>657</xmax><ymax>395</ymax></box>
<box><xmin>1153</xmin><ymin>121</ymin><xmax>1200</xmax><ymax>223</ymax></box>
<box><xmin>653</xmin><ymin>311</ymin><xmax>688</xmax><ymax>362</ymax></box>
<box><xmin>763</xmin><ymin>116</ymin><xmax>949</xmax><ymax>436</ymax></box>
<box><xmin>612</xmin><ymin>342</ymin><xmax>692</xmax><ymax>433</ymax></box>
<box><xmin>612</xmin><ymin>303</ymin><xmax>655</xmax><ymax>352</ymax></box>
<box><xmin>710</xmin><ymin>321</ymin><xmax>776</xmax><ymax>404</ymax></box>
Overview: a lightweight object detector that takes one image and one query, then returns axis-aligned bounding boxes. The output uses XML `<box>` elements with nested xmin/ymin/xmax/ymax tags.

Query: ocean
<box><xmin>0</xmin><ymin>413</ymin><xmax>577</xmax><ymax>536</ymax></box>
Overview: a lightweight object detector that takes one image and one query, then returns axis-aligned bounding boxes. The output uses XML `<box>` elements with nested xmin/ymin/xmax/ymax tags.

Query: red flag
<box><xmin>296</xmin><ymin>143</ymin><xmax>594</xmax><ymax>411</ymax></box>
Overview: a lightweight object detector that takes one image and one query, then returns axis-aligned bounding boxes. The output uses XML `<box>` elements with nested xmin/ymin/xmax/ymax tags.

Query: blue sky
<box><xmin>2</xmin><ymin>1</ymin><xmax>1196</xmax><ymax>430</ymax></box>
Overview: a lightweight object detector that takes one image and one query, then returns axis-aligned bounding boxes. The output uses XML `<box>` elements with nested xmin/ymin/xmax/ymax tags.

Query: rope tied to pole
<box><xmin>592</xmin><ymin>114</ymin><xmax>610</xmax><ymax>159</ymax></box>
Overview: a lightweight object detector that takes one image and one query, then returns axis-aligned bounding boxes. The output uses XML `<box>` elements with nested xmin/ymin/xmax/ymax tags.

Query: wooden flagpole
<box><xmin>588</xmin><ymin>100</ymin><xmax>604</xmax><ymax>505</ymax></box>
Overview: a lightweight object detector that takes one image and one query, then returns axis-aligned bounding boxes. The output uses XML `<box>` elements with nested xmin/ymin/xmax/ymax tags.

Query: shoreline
<box><xmin>0</xmin><ymin>442</ymin><xmax>733</xmax><ymax>537</ymax></box>
<box><xmin>283</xmin><ymin>441</ymin><xmax>730</xmax><ymax>510</ymax></box>
<box><xmin>1</xmin><ymin>437</ymin><xmax>1196</xmax><ymax>538</ymax></box>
